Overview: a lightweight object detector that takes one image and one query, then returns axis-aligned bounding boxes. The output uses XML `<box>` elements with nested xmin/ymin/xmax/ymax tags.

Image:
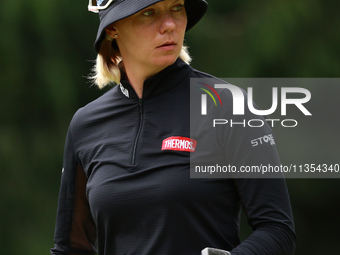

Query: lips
<box><xmin>157</xmin><ymin>41</ymin><xmax>177</xmax><ymax>50</ymax></box>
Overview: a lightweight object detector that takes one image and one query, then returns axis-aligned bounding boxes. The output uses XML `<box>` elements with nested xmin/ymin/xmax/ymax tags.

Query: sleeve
<box><xmin>230</xmin><ymin>178</ymin><xmax>296</xmax><ymax>255</ymax></box>
<box><xmin>50</xmin><ymin>120</ymin><xmax>97</xmax><ymax>255</ymax></box>
<box><xmin>221</xmin><ymin>92</ymin><xmax>296</xmax><ymax>255</ymax></box>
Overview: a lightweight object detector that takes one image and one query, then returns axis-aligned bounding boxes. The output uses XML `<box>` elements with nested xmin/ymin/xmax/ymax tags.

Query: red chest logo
<box><xmin>161</xmin><ymin>136</ymin><xmax>197</xmax><ymax>152</ymax></box>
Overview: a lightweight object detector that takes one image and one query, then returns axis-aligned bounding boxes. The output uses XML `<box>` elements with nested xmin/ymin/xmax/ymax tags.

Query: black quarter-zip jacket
<box><xmin>51</xmin><ymin>58</ymin><xmax>296</xmax><ymax>255</ymax></box>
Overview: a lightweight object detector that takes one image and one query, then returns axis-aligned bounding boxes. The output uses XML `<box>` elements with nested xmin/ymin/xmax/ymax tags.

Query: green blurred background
<box><xmin>0</xmin><ymin>0</ymin><xmax>339</xmax><ymax>254</ymax></box>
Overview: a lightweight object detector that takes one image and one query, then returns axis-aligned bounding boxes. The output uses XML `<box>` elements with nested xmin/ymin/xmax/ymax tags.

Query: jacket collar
<box><xmin>120</xmin><ymin>58</ymin><xmax>192</xmax><ymax>100</ymax></box>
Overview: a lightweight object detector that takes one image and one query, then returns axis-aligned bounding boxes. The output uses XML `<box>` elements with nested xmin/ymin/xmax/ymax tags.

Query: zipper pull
<box><xmin>139</xmin><ymin>99</ymin><xmax>143</xmax><ymax>114</ymax></box>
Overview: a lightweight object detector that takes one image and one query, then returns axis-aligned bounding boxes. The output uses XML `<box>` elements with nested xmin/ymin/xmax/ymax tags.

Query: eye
<box><xmin>142</xmin><ymin>9</ymin><xmax>154</xmax><ymax>16</ymax></box>
<box><xmin>172</xmin><ymin>4</ymin><xmax>184</xmax><ymax>12</ymax></box>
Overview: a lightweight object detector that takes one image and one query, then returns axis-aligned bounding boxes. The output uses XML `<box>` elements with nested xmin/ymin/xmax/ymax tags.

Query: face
<box><xmin>106</xmin><ymin>0</ymin><xmax>187</xmax><ymax>78</ymax></box>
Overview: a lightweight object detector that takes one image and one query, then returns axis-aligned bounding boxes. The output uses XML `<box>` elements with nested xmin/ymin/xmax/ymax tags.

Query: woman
<box><xmin>51</xmin><ymin>0</ymin><xmax>296</xmax><ymax>254</ymax></box>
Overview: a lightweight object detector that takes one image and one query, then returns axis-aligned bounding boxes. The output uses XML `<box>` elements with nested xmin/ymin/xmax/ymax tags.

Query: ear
<box><xmin>105</xmin><ymin>25</ymin><xmax>117</xmax><ymax>38</ymax></box>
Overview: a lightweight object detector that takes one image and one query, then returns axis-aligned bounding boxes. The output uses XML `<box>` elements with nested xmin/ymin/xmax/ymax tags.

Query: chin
<box><xmin>153</xmin><ymin>54</ymin><xmax>179</xmax><ymax>69</ymax></box>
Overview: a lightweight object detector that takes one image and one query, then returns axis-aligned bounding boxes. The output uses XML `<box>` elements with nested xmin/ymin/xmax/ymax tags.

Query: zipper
<box><xmin>131</xmin><ymin>98</ymin><xmax>143</xmax><ymax>165</ymax></box>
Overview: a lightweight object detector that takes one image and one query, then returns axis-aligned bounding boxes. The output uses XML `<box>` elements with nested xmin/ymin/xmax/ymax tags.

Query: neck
<box><xmin>123</xmin><ymin>61</ymin><xmax>168</xmax><ymax>99</ymax></box>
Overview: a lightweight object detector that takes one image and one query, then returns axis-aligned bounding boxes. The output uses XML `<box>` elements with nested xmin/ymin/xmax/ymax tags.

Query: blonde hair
<box><xmin>90</xmin><ymin>37</ymin><xmax>192</xmax><ymax>89</ymax></box>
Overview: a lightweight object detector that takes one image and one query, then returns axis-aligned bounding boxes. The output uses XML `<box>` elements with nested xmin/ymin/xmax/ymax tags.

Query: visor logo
<box><xmin>97</xmin><ymin>0</ymin><xmax>104</xmax><ymax>6</ymax></box>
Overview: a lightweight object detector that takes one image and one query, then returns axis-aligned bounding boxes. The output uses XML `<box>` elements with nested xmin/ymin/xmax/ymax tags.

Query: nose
<box><xmin>159</xmin><ymin>13</ymin><xmax>176</xmax><ymax>34</ymax></box>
